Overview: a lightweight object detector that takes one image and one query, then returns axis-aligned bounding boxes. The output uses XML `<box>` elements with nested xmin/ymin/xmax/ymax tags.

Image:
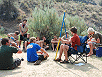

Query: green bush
<box><xmin>28</xmin><ymin>7</ymin><xmax>87</xmax><ymax>43</ymax></box>
<box><xmin>28</xmin><ymin>7</ymin><xmax>61</xmax><ymax>41</ymax></box>
<box><xmin>0</xmin><ymin>27</ymin><xmax>5</xmax><ymax>34</ymax></box>
<box><xmin>99</xmin><ymin>0</ymin><xmax>102</xmax><ymax>6</ymax></box>
<box><xmin>65</xmin><ymin>15</ymin><xmax>88</xmax><ymax>36</ymax></box>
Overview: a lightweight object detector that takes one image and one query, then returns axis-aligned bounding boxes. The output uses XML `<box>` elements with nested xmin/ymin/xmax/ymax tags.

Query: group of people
<box><xmin>0</xmin><ymin>19</ymin><xmax>49</xmax><ymax>70</ymax></box>
<box><xmin>0</xmin><ymin>18</ymin><xmax>102</xmax><ymax>70</ymax></box>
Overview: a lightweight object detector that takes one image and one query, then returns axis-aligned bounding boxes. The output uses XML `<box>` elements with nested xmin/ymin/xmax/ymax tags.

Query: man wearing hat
<box><xmin>61</xmin><ymin>31</ymin><xmax>71</xmax><ymax>44</ymax></box>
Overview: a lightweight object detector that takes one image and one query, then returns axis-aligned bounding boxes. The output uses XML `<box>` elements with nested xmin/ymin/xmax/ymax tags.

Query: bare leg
<box><xmin>88</xmin><ymin>42</ymin><xmax>93</xmax><ymax>56</ymax></box>
<box><xmin>55</xmin><ymin>44</ymin><xmax>58</xmax><ymax>51</ymax></box>
<box><xmin>25</xmin><ymin>41</ymin><xmax>27</xmax><ymax>50</ymax></box>
<box><xmin>40</xmin><ymin>42</ymin><xmax>44</xmax><ymax>48</ymax></box>
<box><xmin>63</xmin><ymin>45</ymin><xmax>69</xmax><ymax>61</ymax></box>
<box><xmin>16</xmin><ymin>40</ymin><xmax>19</xmax><ymax>46</ymax></box>
<box><xmin>52</xmin><ymin>43</ymin><xmax>54</xmax><ymax>51</ymax></box>
<box><xmin>58</xmin><ymin>44</ymin><xmax>64</xmax><ymax>59</ymax></box>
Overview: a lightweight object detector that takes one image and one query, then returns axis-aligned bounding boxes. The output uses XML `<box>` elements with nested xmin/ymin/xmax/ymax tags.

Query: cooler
<box><xmin>96</xmin><ymin>47</ymin><xmax>102</xmax><ymax>57</ymax></box>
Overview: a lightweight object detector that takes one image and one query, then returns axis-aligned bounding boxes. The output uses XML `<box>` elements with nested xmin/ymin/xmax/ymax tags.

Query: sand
<box><xmin>0</xmin><ymin>50</ymin><xmax>102</xmax><ymax>77</ymax></box>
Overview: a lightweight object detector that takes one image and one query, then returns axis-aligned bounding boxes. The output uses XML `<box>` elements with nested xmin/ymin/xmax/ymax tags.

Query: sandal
<box><xmin>34</xmin><ymin>60</ymin><xmax>41</xmax><ymax>65</ymax></box>
<box><xmin>53</xmin><ymin>58</ymin><xmax>62</xmax><ymax>62</ymax></box>
<box><xmin>60</xmin><ymin>60</ymin><xmax>69</xmax><ymax>63</ymax></box>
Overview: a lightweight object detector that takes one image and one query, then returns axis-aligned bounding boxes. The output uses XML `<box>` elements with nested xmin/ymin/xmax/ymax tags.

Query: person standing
<box><xmin>19</xmin><ymin>19</ymin><xmax>28</xmax><ymax>48</ymax></box>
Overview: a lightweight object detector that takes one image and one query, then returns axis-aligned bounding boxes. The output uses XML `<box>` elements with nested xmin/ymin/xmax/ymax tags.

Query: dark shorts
<box><xmin>38</xmin><ymin>55</ymin><xmax>45</xmax><ymax>61</ymax></box>
<box><xmin>28</xmin><ymin>55</ymin><xmax>47</xmax><ymax>63</ymax></box>
<box><xmin>68</xmin><ymin>47</ymin><xmax>77</xmax><ymax>54</ymax></box>
<box><xmin>0</xmin><ymin>58</ymin><xmax>21</xmax><ymax>70</ymax></box>
<box><xmin>12</xmin><ymin>58</ymin><xmax>21</xmax><ymax>69</ymax></box>
<box><xmin>67</xmin><ymin>45</ymin><xmax>77</xmax><ymax>57</ymax></box>
<box><xmin>20</xmin><ymin>34</ymin><xmax>27</xmax><ymax>40</ymax></box>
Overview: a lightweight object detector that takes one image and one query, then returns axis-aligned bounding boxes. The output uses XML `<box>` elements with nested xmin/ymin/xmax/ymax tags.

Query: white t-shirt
<box><xmin>19</xmin><ymin>23</ymin><xmax>28</xmax><ymax>34</ymax></box>
<box><xmin>9</xmin><ymin>33</ymin><xmax>18</xmax><ymax>40</ymax></box>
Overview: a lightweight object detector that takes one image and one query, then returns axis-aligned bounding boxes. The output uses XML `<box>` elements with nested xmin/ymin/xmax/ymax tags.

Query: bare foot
<box><xmin>87</xmin><ymin>54</ymin><xmax>92</xmax><ymax>57</ymax></box>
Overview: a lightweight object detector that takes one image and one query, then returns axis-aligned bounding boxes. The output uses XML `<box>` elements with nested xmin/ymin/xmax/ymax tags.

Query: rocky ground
<box><xmin>0</xmin><ymin>50</ymin><xmax>102</xmax><ymax>77</ymax></box>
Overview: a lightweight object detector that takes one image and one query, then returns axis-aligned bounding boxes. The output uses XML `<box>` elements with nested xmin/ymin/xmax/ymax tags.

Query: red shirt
<box><xmin>71</xmin><ymin>34</ymin><xmax>80</xmax><ymax>50</ymax></box>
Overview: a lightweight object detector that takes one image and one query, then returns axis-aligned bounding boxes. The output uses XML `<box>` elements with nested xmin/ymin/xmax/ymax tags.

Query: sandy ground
<box><xmin>0</xmin><ymin>50</ymin><xmax>102</xmax><ymax>77</ymax></box>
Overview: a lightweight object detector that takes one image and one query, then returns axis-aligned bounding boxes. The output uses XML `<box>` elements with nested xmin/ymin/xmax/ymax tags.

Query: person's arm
<box><xmin>7</xmin><ymin>34</ymin><xmax>11</xmax><ymax>37</ymax></box>
<box><xmin>17</xmin><ymin>48</ymin><xmax>22</xmax><ymax>53</ymax></box>
<box><xmin>19</xmin><ymin>25</ymin><xmax>23</xmax><ymax>36</ymax></box>
<box><xmin>94</xmin><ymin>33</ymin><xmax>100</xmax><ymax>43</ymax></box>
<box><xmin>96</xmin><ymin>38</ymin><xmax>100</xmax><ymax>43</ymax></box>
<box><xmin>40</xmin><ymin>48</ymin><xmax>49</xmax><ymax>57</ymax></box>
<box><xmin>51</xmin><ymin>39</ymin><xmax>58</xmax><ymax>43</ymax></box>
<box><xmin>25</xmin><ymin>41</ymin><xmax>27</xmax><ymax>50</ymax></box>
<box><xmin>10</xmin><ymin>42</ymin><xmax>18</xmax><ymax>48</ymax></box>
<box><xmin>23</xmin><ymin>27</ymin><xmax>28</xmax><ymax>34</ymax></box>
<box><xmin>59</xmin><ymin>37</ymin><xmax>69</xmax><ymax>44</ymax></box>
<box><xmin>37</xmin><ymin>51</ymin><xmax>43</xmax><ymax>54</ymax></box>
<box><xmin>10</xmin><ymin>46</ymin><xmax>22</xmax><ymax>54</ymax></box>
<box><xmin>16</xmin><ymin>36</ymin><xmax>19</xmax><ymax>40</ymax></box>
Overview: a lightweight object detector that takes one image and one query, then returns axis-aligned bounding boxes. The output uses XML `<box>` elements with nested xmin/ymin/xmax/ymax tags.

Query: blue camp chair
<box><xmin>68</xmin><ymin>36</ymin><xmax>89</xmax><ymax>64</ymax></box>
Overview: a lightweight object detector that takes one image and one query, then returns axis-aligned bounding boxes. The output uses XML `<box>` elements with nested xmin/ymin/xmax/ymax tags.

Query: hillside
<box><xmin>0</xmin><ymin>0</ymin><xmax>102</xmax><ymax>33</ymax></box>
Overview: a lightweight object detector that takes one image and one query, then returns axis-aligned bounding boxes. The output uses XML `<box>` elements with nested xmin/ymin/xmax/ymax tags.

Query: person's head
<box><xmin>54</xmin><ymin>35</ymin><xmax>57</xmax><ymax>39</ymax></box>
<box><xmin>65</xmin><ymin>31</ymin><xmax>69</xmax><ymax>37</ymax></box>
<box><xmin>1</xmin><ymin>38</ymin><xmax>10</xmax><ymax>45</ymax></box>
<box><xmin>70</xmin><ymin>27</ymin><xmax>77</xmax><ymax>35</ymax></box>
<box><xmin>15</xmin><ymin>31</ymin><xmax>19</xmax><ymax>35</ymax></box>
<box><xmin>29</xmin><ymin>37</ymin><xmax>36</xmax><ymax>43</ymax></box>
<box><xmin>42</xmin><ymin>36</ymin><xmax>46</xmax><ymax>40</ymax></box>
<box><xmin>66</xmin><ymin>31</ymin><xmax>69</xmax><ymax>34</ymax></box>
<box><xmin>23</xmin><ymin>19</ymin><xmax>27</xmax><ymax>24</ymax></box>
<box><xmin>36</xmin><ymin>37</ymin><xmax>40</xmax><ymax>41</ymax></box>
<box><xmin>27</xmin><ymin>33</ymin><xmax>30</xmax><ymax>38</ymax></box>
<box><xmin>87</xmin><ymin>27</ymin><xmax>95</xmax><ymax>35</ymax></box>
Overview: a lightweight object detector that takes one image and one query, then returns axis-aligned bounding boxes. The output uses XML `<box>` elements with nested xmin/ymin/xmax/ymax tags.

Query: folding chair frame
<box><xmin>67</xmin><ymin>36</ymin><xmax>89</xmax><ymax>64</ymax></box>
<box><xmin>68</xmin><ymin>52</ymin><xmax>88</xmax><ymax>64</ymax></box>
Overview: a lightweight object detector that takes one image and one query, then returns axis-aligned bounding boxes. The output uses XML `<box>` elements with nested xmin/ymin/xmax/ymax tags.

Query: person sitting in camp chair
<box><xmin>87</xmin><ymin>33</ymin><xmax>97</xmax><ymax>56</ymax></box>
<box><xmin>87</xmin><ymin>27</ymin><xmax>102</xmax><ymax>56</ymax></box>
<box><xmin>54</xmin><ymin>27</ymin><xmax>80</xmax><ymax>63</ymax></box>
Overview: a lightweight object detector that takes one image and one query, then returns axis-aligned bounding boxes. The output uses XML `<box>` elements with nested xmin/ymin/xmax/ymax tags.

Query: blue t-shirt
<box><xmin>27</xmin><ymin>43</ymin><xmax>41</xmax><ymax>62</ymax></box>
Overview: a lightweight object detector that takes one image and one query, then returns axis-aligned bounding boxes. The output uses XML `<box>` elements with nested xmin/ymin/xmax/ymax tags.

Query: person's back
<box><xmin>27</xmin><ymin>43</ymin><xmax>41</xmax><ymax>62</ymax></box>
<box><xmin>71</xmin><ymin>33</ymin><xmax>80</xmax><ymax>50</ymax></box>
<box><xmin>94</xmin><ymin>31</ymin><xmax>102</xmax><ymax>44</ymax></box>
<box><xmin>27</xmin><ymin>37</ymin><xmax>49</xmax><ymax>65</ymax></box>
<box><xmin>0</xmin><ymin>38</ymin><xmax>22</xmax><ymax>70</ymax></box>
<box><xmin>0</xmin><ymin>45</ymin><xmax>18</xmax><ymax>69</ymax></box>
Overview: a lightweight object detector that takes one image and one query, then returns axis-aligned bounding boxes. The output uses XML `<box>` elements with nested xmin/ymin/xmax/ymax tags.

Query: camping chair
<box><xmin>68</xmin><ymin>36</ymin><xmax>89</xmax><ymax>64</ymax></box>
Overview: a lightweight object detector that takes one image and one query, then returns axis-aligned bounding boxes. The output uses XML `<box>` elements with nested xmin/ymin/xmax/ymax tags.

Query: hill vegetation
<box><xmin>0</xmin><ymin>0</ymin><xmax>102</xmax><ymax>35</ymax></box>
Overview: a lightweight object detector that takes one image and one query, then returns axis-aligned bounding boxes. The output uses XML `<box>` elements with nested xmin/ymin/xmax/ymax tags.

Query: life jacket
<box><xmin>22</xmin><ymin>24</ymin><xmax>25</xmax><ymax>28</ymax></box>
